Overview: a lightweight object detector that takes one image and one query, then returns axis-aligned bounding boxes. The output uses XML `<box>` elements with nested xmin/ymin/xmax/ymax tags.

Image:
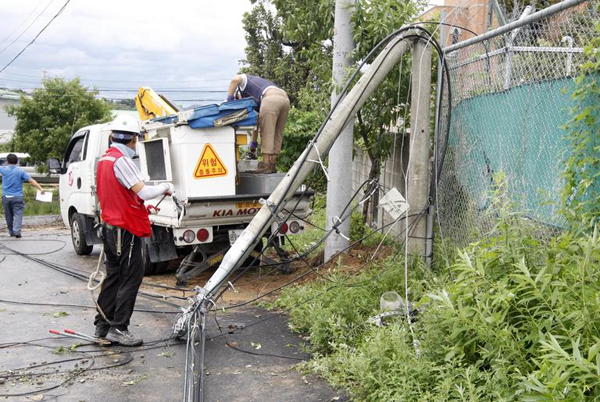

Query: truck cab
<box><xmin>55</xmin><ymin>124</ymin><xmax>111</xmax><ymax>254</ymax></box>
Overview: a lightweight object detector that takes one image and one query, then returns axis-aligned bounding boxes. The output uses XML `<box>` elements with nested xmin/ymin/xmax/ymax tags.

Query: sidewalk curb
<box><xmin>0</xmin><ymin>214</ymin><xmax>62</xmax><ymax>228</ymax></box>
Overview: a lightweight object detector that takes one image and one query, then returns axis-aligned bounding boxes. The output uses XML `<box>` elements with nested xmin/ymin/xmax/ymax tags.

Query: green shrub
<box><xmin>277</xmin><ymin>107</ymin><xmax>328</xmax><ymax>193</ymax></box>
<box><xmin>561</xmin><ymin>11</ymin><xmax>600</xmax><ymax>231</ymax></box>
<box><xmin>276</xmin><ymin>180</ymin><xmax>600</xmax><ymax>400</ymax></box>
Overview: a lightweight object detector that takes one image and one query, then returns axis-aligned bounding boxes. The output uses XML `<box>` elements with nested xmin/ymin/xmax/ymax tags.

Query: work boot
<box><xmin>249</xmin><ymin>153</ymin><xmax>277</xmax><ymax>174</ymax></box>
<box><xmin>106</xmin><ymin>328</ymin><xmax>143</xmax><ymax>346</ymax></box>
<box><xmin>94</xmin><ymin>325</ymin><xmax>110</xmax><ymax>338</ymax></box>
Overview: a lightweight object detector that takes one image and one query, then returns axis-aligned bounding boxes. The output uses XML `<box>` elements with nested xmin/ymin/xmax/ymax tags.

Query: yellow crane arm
<box><xmin>134</xmin><ymin>87</ymin><xmax>179</xmax><ymax>121</ymax></box>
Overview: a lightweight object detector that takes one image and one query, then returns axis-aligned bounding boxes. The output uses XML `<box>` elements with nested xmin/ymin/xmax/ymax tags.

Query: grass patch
<box><xmin>0</xmin><ymin>184</ymin><xmax>60</xmax><ymax>216</ymax></box>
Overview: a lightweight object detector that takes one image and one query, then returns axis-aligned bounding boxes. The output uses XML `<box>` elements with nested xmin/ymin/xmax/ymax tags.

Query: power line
<box><xmin>0</xmin><ymin>83</ymin><xmax>227</xmax><ymax>93</ymax></box>
<box><xmin>94</xmin><ymin>89</ymin><xmax>226</xmax><ymax>93</ymax></box>
<box><xmin>0</xmin><ymin>87</ymin><xmax>224</xmax><ymax>102</ymax></box>
<box><xmin>0</xmin><ymin>71</ymin><xmax>232</xmax><ymax>84</ymax></box>
<box><xmin>0</xmin><ymin>0</ymin><xmax>47</xmax><ymax>48</ymax></box>
<box><xmin>0</xmin><ymin>0</ymin><xmax>72</xmax><ymax>74</ymax></box>
<box><xmin>0</xmin><ymin>0</ymin><xmax>57</xmax><ymax>56</ymax></box>
<box><xmin>0</xmin><ymin>85</ymin><xmax>226</xmax><ymax>95</ymax></box>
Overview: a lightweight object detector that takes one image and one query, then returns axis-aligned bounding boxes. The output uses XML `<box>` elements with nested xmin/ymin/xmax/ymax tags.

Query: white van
<box><xmin>0</xmin><ymin>152</ymin><xmax>36</xmax><ymax>174</ymax></box>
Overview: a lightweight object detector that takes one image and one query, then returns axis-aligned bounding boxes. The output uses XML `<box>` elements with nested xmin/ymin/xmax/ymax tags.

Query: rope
<box><xmin>87</xmin><ymin>244</ymin><xmax>113</xmax><ymax>326</ymax></box>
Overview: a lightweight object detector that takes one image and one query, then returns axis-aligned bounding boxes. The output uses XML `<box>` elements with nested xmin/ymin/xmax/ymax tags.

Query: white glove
<box><xmin>163</xmin><ymin>182</ymin><xmax>175</xmax><ymax>195</ymax></box>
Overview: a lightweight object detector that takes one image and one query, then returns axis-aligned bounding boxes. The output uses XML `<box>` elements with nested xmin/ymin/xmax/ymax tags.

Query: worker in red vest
<box><xmin>94</xmin><ymin>115</ymin><xmax>174</xmax><ymax>346</ymax></box>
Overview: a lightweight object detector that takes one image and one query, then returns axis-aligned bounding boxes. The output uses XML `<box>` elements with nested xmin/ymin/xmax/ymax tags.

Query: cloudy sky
<box><xmin>0</xmin><ymin>0</ymin><xmax>254</xmax><ymax>107</ymax></box>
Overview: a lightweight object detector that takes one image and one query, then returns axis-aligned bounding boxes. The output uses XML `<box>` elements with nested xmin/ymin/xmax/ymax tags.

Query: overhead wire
<box><xmin>0</xmin><ymin>0</ymin><xmax>72</xmax><ymax>74</ymax></box>
<box><xmin>206</xmin><ymin>207</ymin><xmax>427</xmax><ymax>343</ymax></box>
<box><xmin>224</xmin><ymin>341</ymin><xmax>306</xmax><ymax>361</ymax></box>
<box><xmin>0</xmin><ymin>71</ymin><xmax>233</xmax><ymax>83</ymax></box>
<box><xmin>0</xmin><ymin>298</ymin><xmax>178</xmax><ymax>314</ymax></box>
<box><xmin>0</xmin><ymin>349</ymin><xmax>95</xmax><ymax>398</ymax></box>
<box><xmin>0</xmin><ymin>0</ymin><xmax>57</xmax><ymax>56</ymax></box>
<box><xmin>0</xmin><ymin>243</ymin><xmax>185</xmax><ymax>309</ymax></box>
<box><xmin>0</xmin><ymin>0</ymin><xmax>47</xmax><ymax>48</ymax></box>
<box><xmin>0</xmin><ymin>238</ymin><xmax>66</xmax><ymax>255</ymax></box>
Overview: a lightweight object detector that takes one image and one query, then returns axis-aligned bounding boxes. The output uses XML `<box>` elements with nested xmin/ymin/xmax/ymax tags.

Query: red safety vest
<box><xmin>97</xmin><ymin>147</ymin><xmax>151</xmax><ymax>238</ymax></box>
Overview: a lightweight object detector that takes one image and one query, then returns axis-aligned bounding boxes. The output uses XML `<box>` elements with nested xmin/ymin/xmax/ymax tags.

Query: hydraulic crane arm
<box><xmin>134</xmin><ymin>86</ymin><xmax>179</xmax><ymax>120</ymax></box>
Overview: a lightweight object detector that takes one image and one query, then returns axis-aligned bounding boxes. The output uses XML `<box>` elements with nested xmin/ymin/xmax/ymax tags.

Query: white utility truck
<box><xmin>51</xmin><ymin>97</ymin><xmax>312</xmax><ymax>285</ymax></box>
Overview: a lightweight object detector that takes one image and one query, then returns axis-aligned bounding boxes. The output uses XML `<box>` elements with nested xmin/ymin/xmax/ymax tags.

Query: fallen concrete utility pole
<box><xmin>203</xmin><ymin>30</ymin><xmax>418</xmax><ymax>297</ymax></box>
<box><xmin>180</xmin><ymin>28</ymin><xmax>421</xmax><ymax>402</ymax></box>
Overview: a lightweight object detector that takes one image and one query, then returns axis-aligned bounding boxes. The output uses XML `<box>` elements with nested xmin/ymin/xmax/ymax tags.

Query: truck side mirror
<box><xmin>47</xmin><ymin>157</ymin><xmax>63</xmax><ymax>174</ymax></box>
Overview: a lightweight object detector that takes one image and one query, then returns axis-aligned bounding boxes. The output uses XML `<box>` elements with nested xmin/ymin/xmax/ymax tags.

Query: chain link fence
<box><xmin>435</xmin><ymin>0</ymin><xmax>599</xmax><ymax>246</ymax></box>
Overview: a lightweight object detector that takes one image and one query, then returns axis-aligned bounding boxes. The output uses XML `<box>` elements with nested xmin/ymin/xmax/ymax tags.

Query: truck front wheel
<box><xmin>71</xmin><ymin>213</ymin><xmax>93</xmax><ymax>255</ymax></box>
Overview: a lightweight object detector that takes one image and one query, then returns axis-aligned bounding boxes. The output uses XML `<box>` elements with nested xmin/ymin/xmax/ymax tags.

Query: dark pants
<box><xmin>2</xmin><ymin>195</ymin><xmax>25</xmax><ymax>236</ymax></box>
<box><xmin>94</xmin><ymin>226</ymin><xmax>144</xmax><ymax>331</ymax></box>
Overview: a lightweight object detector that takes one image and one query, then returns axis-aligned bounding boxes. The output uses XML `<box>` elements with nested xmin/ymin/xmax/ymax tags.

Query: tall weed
<box><xmin>277</xmin><ymin>174</ymin><xmax>600</xmax><ymax>400</ymax></box>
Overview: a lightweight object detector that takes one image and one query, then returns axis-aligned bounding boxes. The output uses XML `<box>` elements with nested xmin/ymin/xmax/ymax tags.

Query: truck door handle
<box><xmin>77</xmin><ymin>177</ymin><xmax>82</xmax><ymax>189</ymax></box>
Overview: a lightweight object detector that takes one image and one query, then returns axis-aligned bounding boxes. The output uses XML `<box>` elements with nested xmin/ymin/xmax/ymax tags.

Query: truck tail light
<box><xmin>289</xmin><ymin>221</ymin><xmax>301</xmax><ymax>234</ymax></box>
<box><xmin>279</xmin><ymin>222</ymin><xmax>288</xmax><ymax>234</ymax></box>
<box><xmin>182</xmin><ymin>230</ymin><xmax>195</xmax><ymax>243</ymax></box>
<box><xmin>197</xmin><ymin>228</ymin><xmax>209</xmax><ymax>242</ymax></box>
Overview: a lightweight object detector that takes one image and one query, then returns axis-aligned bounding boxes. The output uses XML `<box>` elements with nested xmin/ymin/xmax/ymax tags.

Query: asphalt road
<box><xmin>0</xmin><ymin>224</ymin><xmax>346</xmax><ymax>402</ymax></box>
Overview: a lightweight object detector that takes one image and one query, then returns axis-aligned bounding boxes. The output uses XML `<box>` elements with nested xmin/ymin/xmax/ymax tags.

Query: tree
<box><xmin>241</xmin><ymin>0</ymin><xmax>422</xmax><ymax>211</ymax></box>
<box><xmin>108</xmin><ymin>98</ymin><xmax>136</xmax><ymax>110</ymax></box>
<box><xmin>241</xmin><ymin>0</ymin><xmax>330</xmax><ymax>108</ymax></box>
<box><xmin>6</xmin><ymin>77</ymin><xmax>112</xmax><ymax>165</ymax></box>
<box><xmin>240</xmin><ymin>0</ymin><xmax>332</xmax><ymax>185</ymax></box>
<box><xmin>350</xmin><ymin>0</ymin><xmax>420</xmax><ymax>228</ymax></box>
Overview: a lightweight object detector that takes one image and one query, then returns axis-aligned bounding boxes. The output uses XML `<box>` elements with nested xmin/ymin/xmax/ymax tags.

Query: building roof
<box><xmin>0</xmin><ymin>89</ymin><xmax>22</xmax><ymax>101</ymax></box>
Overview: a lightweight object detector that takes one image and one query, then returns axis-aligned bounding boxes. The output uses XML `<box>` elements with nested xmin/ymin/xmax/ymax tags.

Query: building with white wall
<box><xmin>0</xmin><ymin>89</ymin><xmax>21</xmax><ymax>144</ymax></box>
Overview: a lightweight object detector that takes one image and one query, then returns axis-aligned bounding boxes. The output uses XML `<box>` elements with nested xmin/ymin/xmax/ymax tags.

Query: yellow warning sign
<box><xmin>193</xmin><ymin>144</ymin><xmax>228</xmax><ymax>179</ymax></box>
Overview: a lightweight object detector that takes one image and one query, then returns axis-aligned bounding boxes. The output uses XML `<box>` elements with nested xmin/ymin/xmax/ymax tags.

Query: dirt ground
<box><xmin>25</xmin><ymin>220</ymin><xmax>391</xmax><ymax>306</ymax></box>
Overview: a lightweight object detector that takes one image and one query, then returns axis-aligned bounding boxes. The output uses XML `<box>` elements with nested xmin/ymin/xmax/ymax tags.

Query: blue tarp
<box><xmin>148</xmin><ymin>98</ymin><xmax>257</xmax><ymax>129</ymax></box>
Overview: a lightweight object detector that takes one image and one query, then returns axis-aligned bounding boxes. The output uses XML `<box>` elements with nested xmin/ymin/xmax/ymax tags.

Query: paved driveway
<box><xmin>0</xmin><ymin>227</ymin><xmax>345</xmax><ymax>402</ymax></box>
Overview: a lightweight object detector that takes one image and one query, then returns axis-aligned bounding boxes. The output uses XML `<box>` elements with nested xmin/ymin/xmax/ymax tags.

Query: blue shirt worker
<box><xmin>0</xmin><ymin>153</ymin><xmax>45</xmax><ymax>238</ymax></box>
<box><xmin>227</xmin><ymin>74</ymin><xmax>290</xmax><ymax>174</ymax></box>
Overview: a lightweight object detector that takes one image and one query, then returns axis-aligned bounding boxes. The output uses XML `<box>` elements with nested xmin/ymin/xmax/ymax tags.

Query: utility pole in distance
<box><xmin>325</xmin><ymin>0</ymin><xmax>355</xmax><ymax>262</ymax></box>
<box><xmin>407</xmin><ymin>39</ymin><xmax>432</xmax><ymax>257</ymax></box>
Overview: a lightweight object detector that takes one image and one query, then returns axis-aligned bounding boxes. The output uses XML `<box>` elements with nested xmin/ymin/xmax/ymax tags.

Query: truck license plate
<box><xmin>228</xmin><ymin>229</ymin><xmax>244</xmax><ymax>245</ymax></box>
<box><xmin>235</xmin><ymin>201</ymin><xmax>262</xmax><ymax>209</ymax></box>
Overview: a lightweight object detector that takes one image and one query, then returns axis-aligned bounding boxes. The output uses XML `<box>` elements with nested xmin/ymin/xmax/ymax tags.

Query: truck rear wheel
<box><xmin>70</xmin><ymin>213</ymin><xmax>93</xmax><ymax>255</ymax></box>
<box><xmin>142</xmin><ymin>242</ymin><xmax>170</xmax><ymax>276</ymax></box>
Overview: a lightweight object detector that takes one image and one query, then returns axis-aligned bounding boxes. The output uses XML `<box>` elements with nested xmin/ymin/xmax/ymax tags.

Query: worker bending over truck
<box><xmin>227</xmin><ymin>74</ymin><xmax>290</xmax><ymax>174</ymax></box>
<box><xmin>94</xmin><ymin>115</ymin><xmax>174</xmax><ymax>346</ymax></box>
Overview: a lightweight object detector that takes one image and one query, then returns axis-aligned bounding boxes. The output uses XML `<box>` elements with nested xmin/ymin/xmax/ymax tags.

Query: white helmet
<box><xmin>107</xmin><ymin>115</ymin><xmax>141</xmax><ymax>139</ymax></box>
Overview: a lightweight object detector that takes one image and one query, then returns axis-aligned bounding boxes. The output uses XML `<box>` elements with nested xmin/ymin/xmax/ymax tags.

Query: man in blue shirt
<box><xmin>0</xmin><ymin>153</ymin><xmax>45</xmax><ymax>238</ymax></box>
